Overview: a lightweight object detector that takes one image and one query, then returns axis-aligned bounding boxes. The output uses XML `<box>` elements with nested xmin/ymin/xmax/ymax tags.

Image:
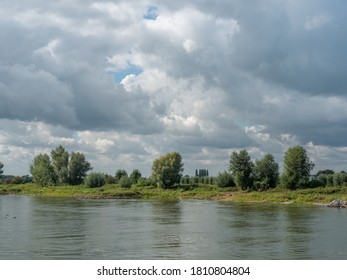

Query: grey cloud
<box><xmin>1</xmin><ymin>0</ymin><xmax>347</xmax><ymax>175</ymax></box>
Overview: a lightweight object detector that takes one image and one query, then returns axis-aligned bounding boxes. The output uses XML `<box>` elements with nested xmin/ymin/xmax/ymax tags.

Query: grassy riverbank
<box><xmin>1</xmin><ymin>183</ymin><xmax>347</xmax><ymax>205</ymax></box>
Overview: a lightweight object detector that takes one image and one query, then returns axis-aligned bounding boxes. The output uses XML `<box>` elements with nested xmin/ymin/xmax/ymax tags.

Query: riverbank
<box><xmin>1</xmin><ymin>183</ymin><xmax>347</xmax><ymax>205</ymax></box>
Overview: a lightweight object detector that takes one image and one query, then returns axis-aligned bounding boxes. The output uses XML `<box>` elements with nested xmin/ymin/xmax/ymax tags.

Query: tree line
<box><xmin>29</xmin><ymin>145</ymin><xmax>92</xmax><ymax>186</ymax></box>
<box><xmin>0</xmin><ymin>144</ymin><xmax>346</xmax><ymax>190</ymax></box>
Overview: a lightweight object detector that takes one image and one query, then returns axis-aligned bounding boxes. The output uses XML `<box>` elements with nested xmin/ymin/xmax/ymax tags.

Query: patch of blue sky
<box><xmin>107</xmin><ymin>65</ymin><xmax>143</xmax><ymax>84</ymax></box>
<box><xmin>143</xmin><ymin>5</ymin><xmax>158</xmax><ymax>20</ymax></box>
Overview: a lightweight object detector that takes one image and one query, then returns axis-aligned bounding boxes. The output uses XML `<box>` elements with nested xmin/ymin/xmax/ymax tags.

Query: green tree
<box><xmin>151</xmin><ymin>152</ymin><xmax>184</xmax><ymax>189</ymax></box>
<box><xmin>115</xmin><ymin>169</ymin><xmax>128</xmax><ymax>182</ymax></box>
<box><xmin>281</xmin><ymin>146</ymin><xmax>314</xmax><ymax>189</ymax></box>
<box><xmin>0</xmin><ymin>161</ymin><xmax>4</xmax><ymax>183</ymax></box>
<box><xmin>29</xmin><ymin>154</ymin><xmax>57</xmax><ymax>187</ymax></box>
<box><xmin>85</xmin><ymin>172</ymin><xmax>105</xmax><ymax>188</ymax></box>
<box><xmin>216</xmin><ymin>171</ymin><xmax>235</xmax><ymax>188</ymax></box>
<box><xmin>130</xmin><ymin>169</ymin><xmax>142</xmax><ymax>184</ymax></box>
<box><xmin>51</xmin><ymin>145</ymin><xmax>69</xmax><ymax>185</ymax></box>
<box><xmin>254</xmin><ymin>153</ymin><xmax>279</xmax><ymax>190</ymax></box>
<box><xmin>119</xmin><ymin>175</ymin><xmax>132</xmax><ymax>188</ymax></box>
<box><xmin>316</xmin><ymin>169</ymin><xmax>334</xmax><ymax>176</ymax></box>
<box><xmin>229</xmin><ymin>149</ymin><xmax>254</xmax><ymax>190</ymax></box>
<box><xmin>68</xmin><ymin>152</ymin><xmax>92</xmax><ymax>185</ymax></box>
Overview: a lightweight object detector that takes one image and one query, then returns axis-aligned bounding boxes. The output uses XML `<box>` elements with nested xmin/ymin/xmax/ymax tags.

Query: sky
<box><xmin>1</xmin><ymin>0</ymin><xmax>347</xmax><ymax>177</ymax></box>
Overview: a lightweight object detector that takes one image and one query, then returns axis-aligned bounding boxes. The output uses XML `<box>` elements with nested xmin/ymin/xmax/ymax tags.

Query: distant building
<box><xmin>195</xmin><ymin>169</ymin><xmax>209</xmax><ymax>177</ymax></box>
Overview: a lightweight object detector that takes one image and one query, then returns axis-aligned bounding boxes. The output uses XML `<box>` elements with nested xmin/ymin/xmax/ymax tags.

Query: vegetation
<box><xmin>29</xmin><ymin>146</ymin><xmax>92</xmax><ymax>186</ymax></box>
<box><xmin>115</xmin><ymin>169</ymin><xmax>128</xmax><ymax>183</ymax></box>
<box><xmin>151</xmin><ymin>152</ymin><xmax>184</xmax><ymax>189</ymax></box>
<box><xmin>130</xmin><ymin>169</ymin><xmax>142</xmax><ymax>184</ymax></box>
<box><xmin>84</xmin><ymin>172</ymin><xmax>105</xmax><ymax>188</ymax></box>
<box><xmin>0</xmin><ymin>183</ymin><xmax>346</xmax><ymax>205</ymax></box>
<box><xmin>68</xmin><ymin>152</ymin><xmax>92</xmax><ymax>185</ymax></box>
<box><xmin>119</xmin><ymin>175</ymin><xmax>132</xmax><ymax>188</ymax></box>
<box><xmin>51</xmin><ymin>145</ymin><xmax>69</xmax><ymax>185</ymax></box>
<box><xmin>281</xmin><ymin>146</ymin><xmax>314</xmax><ymax>189</ymax></box>
<box><xmin>216</xmin><ymin>171</ymin><xmax>235</xmax><ymax>188</ymax></box>
<box><xmin>1</xmin><ymin>145</ymin><xmax>347</xmax><ymax>205</ymax></box>
<box><xmin>29</xmin><ymin>154</ymin><xmax>57</xmax><ymax>187</ymax></box>
<box><xmin>0</xmin><ymin>161</ymin><xmax>3</xmax><ymax>183</ymax></box>
<box><xmin>254</xmin><ymin>153</ymin><xmax>279</xmax><ymax>190</ymax></box>
<box><xmin>229</xmin><ymin>149</ymin><xmax>254</xmax><ymax>190</ymax></box>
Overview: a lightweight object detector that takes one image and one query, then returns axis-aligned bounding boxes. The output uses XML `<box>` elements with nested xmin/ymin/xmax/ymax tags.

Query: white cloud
<box><xmin>1</xmin><ymin>0</ymin><xmax>347</xmax><ymax>176</ymax></box>
<box><xmin>305</xmin><ymin>13</ymin><xmax>331</xmax><ymax>31</ymax></box>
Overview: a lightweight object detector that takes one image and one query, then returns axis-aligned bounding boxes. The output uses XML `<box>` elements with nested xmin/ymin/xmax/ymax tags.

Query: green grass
<box><xmin>1</xmin><ymin>183</ymin><xmax>347</xmax><ymax>205</ymax></box>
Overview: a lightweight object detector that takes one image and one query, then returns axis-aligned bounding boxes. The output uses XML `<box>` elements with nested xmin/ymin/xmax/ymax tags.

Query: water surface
<box><xmin>1</xmin><ymin>195</ymin><xmax>346</xmax><ymax>259</ymax></box>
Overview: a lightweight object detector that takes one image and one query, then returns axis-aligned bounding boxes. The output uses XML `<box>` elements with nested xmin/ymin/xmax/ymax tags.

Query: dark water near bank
<box><xmin>0</xmin><ymin>195</ymin><xmax>346</xmax><ymax>259</ymax></box>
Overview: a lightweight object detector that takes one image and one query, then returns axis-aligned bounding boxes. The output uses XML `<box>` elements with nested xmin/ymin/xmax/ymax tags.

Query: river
<box><xmin>0</xmin><ymin>195</ymin><xmax>346</xmax><ymax>259</ymax></box>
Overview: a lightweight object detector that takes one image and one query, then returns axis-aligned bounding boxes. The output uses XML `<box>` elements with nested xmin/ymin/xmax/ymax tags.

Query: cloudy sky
<box><xmin>1</xmin><ymin>0</ymin><xmax>347</xmax><ymax>176</ymax></box>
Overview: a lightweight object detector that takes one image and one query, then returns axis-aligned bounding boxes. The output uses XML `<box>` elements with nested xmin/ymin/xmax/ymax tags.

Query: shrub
<box><xmin>84</xmin><ymin>172</ymin><xmax>105</xmax><ymax>188</ymax></box>
<box><xmin>105</xmin><ymin>174</ymin><xmax>116</xmax><ymax>184</ymax></box>
<box><xmin>216</xmin><ymin>171</ymin><xmax>235</xmax><ymax>188</ymax></box>
<box><xmin>326</xmin><ymin>174</ymin><xmax>334</xmax><ymax>186</ymax></box>
<box><xmin>305</xmin><ymin>179</ymin><xmax>324</xmax><ymax>189</ymax></box>
<box><xmin>119</xmin><ymin>175</ymin><xmax>132</xmax><ymax>188</ymax></box>
<box><xmin>11</xmin><ymin>176</ymin><xmax>23</xmax><ymax>184</ymax></box>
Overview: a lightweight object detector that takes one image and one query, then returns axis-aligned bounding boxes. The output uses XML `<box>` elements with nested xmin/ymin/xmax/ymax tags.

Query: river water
<box><xmin>0</xmin><ymin>195</ymin><xmax>346</xmax><ymax>259</ymax></box>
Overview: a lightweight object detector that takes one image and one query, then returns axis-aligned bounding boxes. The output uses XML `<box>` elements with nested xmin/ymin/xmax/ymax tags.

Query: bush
<box><xmin>105</xmin><ymin>174</ymin><xmax>116</xmax><ymax>184</ymax></box>
<box><xmin>216</xmin><ymin>171</ymin><xmax>235</xmax><ymax>188</ymax></box>
<box><xmin>119</xmin><ymin>175</ymin><xmax>132</xmax><ymax>188</ymax></box>
<box><xmin>11</xmin><ymin>176</ymin><xmax>23</xmax><ymax>184</ymax></box>
<box><xmin>137</xmin><ymin>177</ymin><xmax>154</xmax><ymax>187</ymax></box>
<box><xmin>333</xmin><ymin>173</ymin><xmax>347</xmax><ymax>187</ymax></box>
<box><xmin>305</xmin><ymin>179</ymin><xmax>324</xmax><ymax>189</ymax></box>
<box><xmin>84</xmin><ymin>172</ymin><xmax>105</xmax><ymax>188</ymax></box>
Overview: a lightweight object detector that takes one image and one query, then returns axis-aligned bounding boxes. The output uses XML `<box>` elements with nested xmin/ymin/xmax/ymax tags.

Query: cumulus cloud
<box><xmin>305</xmin><ymin>13</ymin><xmax>331</xmax><ymax>30</ymax></box>
<box><xmin>1</xmin><ymin>0</ymin><xmax>347</xmax><ymax>176</ymax></box>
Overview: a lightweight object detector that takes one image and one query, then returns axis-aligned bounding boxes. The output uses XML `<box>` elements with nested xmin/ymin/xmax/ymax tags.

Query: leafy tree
<box><xmin>229</xmin><ymin>149</ymin><xmax>254</xmax><ymax>190</ymax></box>
<box><xmin>68</xmin><ymin>152</ymin><xmax>92</xmax><ymax>185</ymax></box>
<box><xmin>115</xmin><ymin>169</ymin><xmax>128</xmax><ymax>182</ymax></box>
<box><xmin>216</xmin><ymin>171</ymin><xmax>235</xmax><ymax>188</ymax></box>
<box><xmin>51</xmin><ymin>145</ymin><xmax>69</xmax><ymax>185</ymax></box>
<box><xmin>0</xmin><ymin>161</ymin><xmax>3</xmax><ymax>183</ymax></box>
<box><xmin>105</xmin><ymin>174</ymin><xmax>116</xmax><ymax>184</ymax></box>
<box><xmin>333</xmin><ymin>173</ymin><xmax>347</xmax><ymax>187</ymax></box>
<box><xmin>151</xmin><ymin>152</ymin><xmax>184</xmax><ymax>189</ymax></box>
<box><xmin>316</xmin><ymin>169</ymin><xmax>334</xmax><ymax>176</ymax></box>
<box><xmin>326</xmin><ymin>174</ymin><xmax>334</xmax><ymax>186</ymax></box>
<box><xmin>30</xmin><ymin>154</ymin><xmax>57</xmax><ymax>187</ymax></box>
<box><xmin>317</xmin><ymin>174</ymin><xmax>327</xmax><ymax>186</ymax></box>
<box><xmin>130</xmin><ymin>169</ymin><xmax>142</xmax><ymax>184</ymax></box>
<box><xmin>85</xmin><ymin>172</ymin><xmax>105</xmax><ymax>188</ymax></box>
<box><xmin>281</xmin><ymin>146</ymin><xmax>314</xmax><ymax>189</ymax></box>
<box><xmin>119</xmin><ymin>175</ymin><xmax>132</xmax><ymax>188</ymax></box>
<box><xmin>254</xmin><ymin>153</ymin><xmax>279</xmax><ymax>190</ymax></box>
<box><xmin>10</xmin><ymin>176</ymin><xmax>23</xmax><ymax>184</ymax></box>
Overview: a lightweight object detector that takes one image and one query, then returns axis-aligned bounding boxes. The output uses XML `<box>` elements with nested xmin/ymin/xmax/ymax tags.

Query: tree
<box><xmin>85</xmin><ymin>172</ymin><xmax>105</xmax><ymax>188</ymax></box>
<box><xmin>119</xmin><ymin>175</ymin><xmax>132</xmax><ymax>188</ymax></box>
<box><xmin>0</xmin><ymin>161</ymin><xmax>3</xmax><ymax>175</ymax></box>
<box><xmin>281</xmin><ymin>146</ymin><xmax>314</xmax><ymax>189</ymax></box>
<box><xmin>115</xmin><ymin>169</ymin><xmax>128</xmax><ymax>182</ymax></box>
<box><xmin>51</xmin><ymin>145</ymin><xmax>69</xmax><ymax>185</ymax></box>
<box><xmin>0</xmin><ymin>161</ymin><xmax>4</xmax><ymax>183</ymax></box>
<box><xmin>151</xmin><ymin>152</ymin><xmax>184</xmax><ymax>189</ymax></box>
<box><xmin>68</xmin><ymin>152</ymin><xmax>92</xmax><ymax>185</ymax></box>
<box><xmin>130</xmin><ymin>169</ymin><xmax>142</xmax><ymax>184</ymax></box>
<box><xmin>216</xmin><ymin>171</ymin><xmax>235</xmax><ymax>188</ymax></box>
<box><xmin>30</xmin><ymin>154</ymin><xmax>57</xmax><ymax>187</ymax></box>
<box><xmin>316</xmin><ymin>169</ymin><xmax>334</xmax><ymax>176</ymax></box>
<box><xmin>229</xmin><ymin>149</ymin><xmax>254</xmax><ymax>190</ymax></box>
<box><xmin>254</xmin><ymin>153</ymin><xmax>279</xmax><ymax>190</ymax></box>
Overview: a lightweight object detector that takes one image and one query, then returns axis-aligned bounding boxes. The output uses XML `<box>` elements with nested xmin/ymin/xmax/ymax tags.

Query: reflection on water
<box><xmin>1</xmin><ymin>196</ymin><xmax>347</xmax><ymax>260</ymax></box>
